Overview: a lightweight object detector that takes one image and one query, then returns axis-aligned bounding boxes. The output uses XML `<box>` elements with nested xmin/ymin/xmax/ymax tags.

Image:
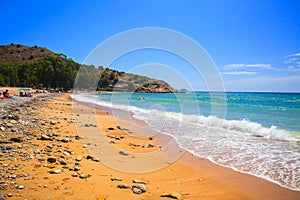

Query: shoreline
<box><xmin>0</xmin><ymin>93</ymin><xmax>299</xmax><ymax>199</ymax></box>
<box><xmin>71</xmin><ymin>93</ymin><xmax>300</xmax><ymax>191</ymax></box>
<box><xmin>71</xmin><ymin>94</ymin><xmax>300</xmax><ymax>199</ymax></box>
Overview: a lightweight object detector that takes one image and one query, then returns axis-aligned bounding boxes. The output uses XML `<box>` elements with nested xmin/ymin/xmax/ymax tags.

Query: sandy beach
<box><xmin>0</xmin><ymin>92</ymin><xmax>299</xmax><ymax>200</ymax></box>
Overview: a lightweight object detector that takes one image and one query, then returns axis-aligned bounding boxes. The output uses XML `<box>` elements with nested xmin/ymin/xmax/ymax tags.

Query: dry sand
<box><xmin>0</xmin><ymin>93</ymin><xmax>299</xmax><ymax>200</ymax></box>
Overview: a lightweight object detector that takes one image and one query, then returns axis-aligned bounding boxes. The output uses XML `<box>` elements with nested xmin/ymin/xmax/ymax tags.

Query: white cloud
<box><xmin>221</xmin><ymin>71</ymin><xmax>258</xmax><ymax>75</ymax></box>
<box><xmin>284</xmin><ymin>53</ymin><xmax>300</xmax><ymax>69</ymax></box>
<box><xmin>284</xmin><ymin>57</ymin><xmax>298</xmax><ymax>64</ymax></box>
<box><xmin>288</xmin><ymin>52</ymin><xmax>300</xmax><ymax>57</ymax></box>
<box><xmin>223</xmin><ymin>63</ymin><xmax>271</xmax><ymax>70</ymax></box>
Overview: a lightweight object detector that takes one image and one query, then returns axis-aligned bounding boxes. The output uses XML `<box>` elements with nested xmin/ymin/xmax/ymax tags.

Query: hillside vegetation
<box><xmin>0</xmin><ymin>44</ymin><xmax>178</xmax><ymax>92</ymax></box>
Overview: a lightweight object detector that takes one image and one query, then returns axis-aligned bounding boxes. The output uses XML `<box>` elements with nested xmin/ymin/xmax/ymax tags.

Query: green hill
<box><xmin>0</xmin><ymin>44</ymin><xmax>178</xmax><ymax>92</ymax></box>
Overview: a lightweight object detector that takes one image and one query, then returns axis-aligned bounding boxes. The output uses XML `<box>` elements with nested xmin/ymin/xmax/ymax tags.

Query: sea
<box><xmin>71</xmin><ymin>92</ymin><xmax>300</xmax><ymax>191</ymax></box>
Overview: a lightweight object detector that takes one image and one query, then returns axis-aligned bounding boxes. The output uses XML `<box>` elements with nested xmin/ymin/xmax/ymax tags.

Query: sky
<box><xmin>1</xmin><ymin>0</ymin><xmax>300</xmax><ymax>92</ymax></box>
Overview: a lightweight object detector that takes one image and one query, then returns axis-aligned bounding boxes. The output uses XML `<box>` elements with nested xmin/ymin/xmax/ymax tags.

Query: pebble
<box><xmin>17</xmin><ymin>185</ymin><xmax>24</xmax><ymax>189</ymax></box>
<box><xmin>79</xmin><ymin>174</ymin><xmax>86</xmax><ymax>179</ymax></box>
<box><xmin>117</xmin><ymin>184</ymin><xmax>131</xmax><ymax>189</ymax></box>
<box><xmin>118</xmin><ymin>151</ymin><xmax>129</xmax><ymax>156</ymax></box>
<box><xmin>147</xmin><ymin>144</ymin><xmax>155</xmax><ymax>148</ymax></box>
<box><xmin>61</xmin><ymin>138</ymin><xmax>70</xmax><ymax>143</ymax></box>
<box><xmin>132</xmin><ymin>179</ymin><xmax>146</xmax><ymax>184</ymax></box>
<box><xmin>63</xmin><ymin>151</ymin><xmax>71</xmax><ymax>156</ymax></box>
<box><xmin>110</xmin><ymin>177</ymin><xmax>122</xmax><ymax>181</ymax></box>
<box><xmin>73</xmin><ymin>166</ymin><xmax>80</xmax><ymax>171</ymax></box>
<box><xmin>135</xmin><ymin>184</ymin><xmax>146</xmax><ymax>193</ymax></box>
<box><xmin>40</xmin><ymin>134</ymin><xmax>50</xmax><ymax>140</ymax></box>
<box><xmin>34</xmin><ymin>149</ymin><xmax>41</xmax><ymax>154</ymax></box>
<box><xmin>92</xmin><ymin>157</ymin><xmax>100</xmax><ymax>162</ymax></box>
<box><xmin>60</xmin><ymin>160</ymin><xmax>67</xmax><ymax>165</ymax></box>
<box><xmin>160</xmin><ymin>192</ymin><xmax>182</xmax><ymax>199</ymax></box>
<box><xmin>38</xmin><ymin>158</ymin><xmax>45</xmax><ymax>162</ymax></box>
<box><xmin>49</xmin><ymin>169</ymin><xmax>61</xmax><ymax>174</ymax></box>
<box><xmin>7</xmin><ymin>193</ymin><xmax>13</xmax><ymax>197</ymax></box>
<box><xmin>47</xmin><ymin>157</ymin><xmax>57</xmax><ymax>163</ymax></box>
<box><xmin>132</xmin><ymin>187</ymin><xmax>142</xmax><ymax>194</ymax></box>
<box><xmin>50</xmin><ymin>120</ymin><xmax>57</xmax><ymax>125</ymax></box>
<box><xmin>76</xmin><ymin>156</ymin><xmax>82</xmax><ymax>161</ymax></box>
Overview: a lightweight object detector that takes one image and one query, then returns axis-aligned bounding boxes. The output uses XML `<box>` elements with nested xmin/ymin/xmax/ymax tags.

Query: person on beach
<box><xmin>3</xmin><ymin>90</ymin><xmax>10</xmax><ymax>98</ymax></box>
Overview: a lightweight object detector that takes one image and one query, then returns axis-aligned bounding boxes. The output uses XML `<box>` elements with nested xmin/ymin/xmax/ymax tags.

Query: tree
<box><xmin>0</xmin><ymin>74</ymin><xmax>5</xmax><ymax>86</ymax></box>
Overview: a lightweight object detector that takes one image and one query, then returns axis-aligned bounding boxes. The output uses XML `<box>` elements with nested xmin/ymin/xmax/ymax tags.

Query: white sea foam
<box><xmin>71</xmin><ymin>94</ymin><xmax>300</xmax><ymax>191</ymax></box>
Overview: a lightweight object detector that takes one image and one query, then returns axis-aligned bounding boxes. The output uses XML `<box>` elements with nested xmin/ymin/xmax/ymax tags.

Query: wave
<box><xmin>71</xmin><ymin>94</ymin><xmax>297</xmax><ymax>142</ymax></box>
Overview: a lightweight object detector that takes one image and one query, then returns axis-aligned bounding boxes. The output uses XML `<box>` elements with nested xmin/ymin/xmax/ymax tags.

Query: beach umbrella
<box><xmin>19</xmin><ymin>87</ymin><xmax>31</xmax><ymax>91</ymax></box>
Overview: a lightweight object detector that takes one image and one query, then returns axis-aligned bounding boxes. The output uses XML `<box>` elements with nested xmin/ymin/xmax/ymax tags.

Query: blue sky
<box><xmin>1</xmin><ymin>0</ymin><xmax>300</xmax><ymax>92</ymax></box>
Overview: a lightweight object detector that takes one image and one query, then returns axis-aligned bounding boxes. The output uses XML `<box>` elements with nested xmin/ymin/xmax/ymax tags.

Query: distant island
<box><xmin>0</xmin><ymin>43</ymin><xmax>179</xmax><ymax>93</ymax></box>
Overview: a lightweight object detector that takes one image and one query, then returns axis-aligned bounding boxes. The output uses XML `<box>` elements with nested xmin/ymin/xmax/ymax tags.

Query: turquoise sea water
<box><xmin>72</xmin><ymin>92</ymin><xmax>300</xmax><ymax>191</ymax></box>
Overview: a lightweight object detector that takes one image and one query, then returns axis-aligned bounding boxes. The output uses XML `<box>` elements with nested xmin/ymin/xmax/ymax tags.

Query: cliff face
<box><xmin>0</xmin><ymin>43</ymin><xmax>178</xmax><ymax>93</ymax></box>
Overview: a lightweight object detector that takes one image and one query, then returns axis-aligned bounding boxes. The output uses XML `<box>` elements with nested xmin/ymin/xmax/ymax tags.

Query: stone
<box><xmin>76</xmin><ymin>156</ymin><xmax>82</xmax><ymax>161</ymax></box>
<box><xmin>49</xmin><ymin>169</ymin><xmax>61</xmax><ymax>174</ymax></box>
<box><xmin>79</xmin><ymin>174</ymin><xmax>86</xmax><ymax>179</ymax></box>
<box><xmin>132</xmin><ymin>179</ymin><xmax>146</xmax><ymax>184</ymax></box>
<box><xmin>92</xmin><ymin>157</ymin><xmax>100</xmax><ymax>162</ymax></box>
<box><xmin>63</xmin><ymin>151</ymin><xmax>71</xmax><ymax>156</ymax></box>
<box><xmin>110</xmin><ymin>177</ymin><xmax>122</xmax><ymax>181</ymax></box>
<box><xmin>135</xmin><ymin>184</ymin><xmax>146</xmax><ymax>193</ymax></box>
<box><xmin>60</xmin><ymin>160</ymin><xmax>67</xmax><ymax>165</ymax></box>
<box><xmin>47</xmin><ymin>157</ymin><xmax>57</xmax><ymax>163</ymax></box>
<box><xmin>9</xmin><ymin>138</ymin><xmax>22</xmax><ymax>143</ymax></box>
<box><xmin>118</xmin><ymin>151</ymin><xmax>129</xmax><ymax>156</ymax></box>
<box><xmin>17</xmin><ymin>185</ymin><xmax>24</xmax><ymax>189</ymax></box>
<box><xmin>61</xmin><ymin>138</ymin><xmax>70</xmax><ymax>143</ymax></box>
<box><xmin>40</xmin><ymin>134</ymin><xmax>50</xmax><ymax>140</ymax></box>
<box><xmin>38</xmin><ymin>158</ymin><xmax>45</xmax><ymax>162</ymax></box>
<box><xmin>108</xmin><ymin>127</ymin><xmax>115</xmax><ymax>130</ymax></box>
<box><xmin>73</xmin><ymin>166</ymin><xmax>80</xmax><ymax>171</ymax></box>
<box><xmin>54</xmin><ymin>169</ymin><xmax>62</xmax><ymax>174</ymax></box>
<box><xmin>148</xmin><ymin>137</ymin><xmax>153</xmax><ymax>140</ymax></box>
<box><xmin>50</xmin><ymin>120</ymin><xmax>57</xmax><ymax>125</ymax></box>
<box><xmin>160</xmin><ymin>192</ymin><xmax>182</xmax><ymax>199</ymax></box>
<box><xmin>7</xmin><ymin>193</ymin><xmax>13</xmax><ymax>197</ymax></box>
<box><xmin>132</xmin><ymin>187</ymin><xmax>142</xmax><ymax>194</ymax></box>
<box><xmin>34</xmin><ymin>149</ymin><xmax>41</xmax><ymax>154</ymax></box>
<box><xmin>147</xmin><ymin>144</ymin><xmax>155</xmax><ymax>148</ymax></box>
<box><xmin>117</xmin><ymin>184</ymin><xmax>131</xmax><ymax>189</ymax></box>
<box><xmin>9</xmin><ymin>175</ymin><xmax>17</xmax><ymax>180</ymax></box>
